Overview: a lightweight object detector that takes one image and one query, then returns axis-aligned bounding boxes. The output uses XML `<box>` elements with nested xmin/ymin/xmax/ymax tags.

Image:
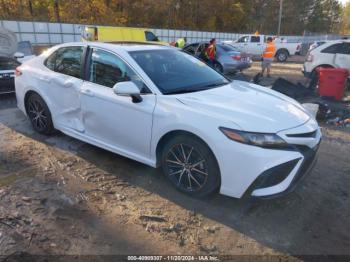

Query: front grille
<box><xmin>286</xmin><ymin>130</ymin><xmax>317</xmax><ymax>138</ymax></box>
<box><xmin>0</xmin><ymin>78</ymin><xmax>15</xmax><ymax>93</ymax></box>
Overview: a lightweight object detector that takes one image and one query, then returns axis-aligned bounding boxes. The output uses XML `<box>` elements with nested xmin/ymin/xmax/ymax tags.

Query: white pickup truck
<box><xmin>224</xmin><ymin>35</ymin><xmax>301</xmax><ymax>62</ymax></box>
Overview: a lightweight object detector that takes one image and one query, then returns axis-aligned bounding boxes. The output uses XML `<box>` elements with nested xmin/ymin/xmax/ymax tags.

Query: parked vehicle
<box><xmin>15</xmin><ymin>42</ymin><xmax>321</xmax><ymax>199</ymax></box>
<box><xmin>81</xmin><ymin>26</ymin><xmax>166</xmax><ymax>45</ymax></box>
<box><xmin>0</xmin><ymin>27</ymin><xmax>35</xmax><ymax>94</ymax></box>
<box><xmin>0</xmin><ymin>56</ymin><xmax>20</xmax><ymax>94</ymax></box>
<box><xmin>183</xmin><ymin>42</ymin><xmax>252</xmax><ymax>74</ymax></box>
<box><xmin>224</xmin><ymin>34</ymin><xmax>301</xmax><ymax>62</ymax></box>
<box><xmin>308</xmin><ymin>41</ymin><xmax>326</xmax><ymax>52</ymax></box>
<box><xmin>303</xmin><ymin>40</ymin><xmax>350</xmax><ymax>79</ymax></box>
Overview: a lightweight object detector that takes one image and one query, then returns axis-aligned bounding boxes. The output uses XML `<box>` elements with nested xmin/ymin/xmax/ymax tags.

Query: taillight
<box><xmin>232</xmin><ymin>55</ymin><xmax>241</xmax><ymax>61</ymax></box>
<box><xmin>306</xmin><ymin>54</ymin><xmax>314</xmax><ymax>62</ymax></box>
<box><xmin>15</xmin><ymin>67</ymin><xmax>22</xmax><ymax>76</ymax></box>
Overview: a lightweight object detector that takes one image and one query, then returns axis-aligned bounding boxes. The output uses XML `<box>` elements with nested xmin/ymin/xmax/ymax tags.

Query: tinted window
<box><xmin>145</xmin><ymin>31</ymin><xmax>159</xmax><ymax>42</ymax></box>
<box><xmin>45</xmin><ymin>46</ymin><xmax>84</xmax><ymax>78</ymax></box>
<box><xmin>0</xmin><ymin>57</ymin><xmax>20</xmax><ymax>70</ymax></box>
<box><xmin>183</xmin><ymin>44</ymin><xmax>199</xmax><ymax>54</ymax></box>
<box><xmin>251</xmin><ymin>36</ymin><xmax>260</xmax><ymax>43</ymax></box>
<box><xmin>321</xmin><ymin>43</ymin><xmax>343</xmax><ymax>54</ymax></box>
<box><xmin>89</xmin><ymin>49</ymin><xmax>147</xmax><ymax>92</ymax></box>
<box><xmin>129</xmin><ymin>49</ymin><xmax>230</xmax><ymax>95</ymax></box>
<box><xmin>339</xmin><ymin>43</ymin><xmax>350</xmax><ymax>55</ymax></box>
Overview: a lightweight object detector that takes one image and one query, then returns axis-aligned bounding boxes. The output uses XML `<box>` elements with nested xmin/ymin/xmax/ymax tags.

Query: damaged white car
<box><xmin>15</xmin><ymin>42</ymin><xmax>321</xmax><ymax>198</ymax></box>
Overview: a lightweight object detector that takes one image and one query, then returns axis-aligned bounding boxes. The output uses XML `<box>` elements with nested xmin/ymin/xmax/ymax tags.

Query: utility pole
<box><xmin>277</xmin><ymin>0</ymin><xmax>283</xmax><ymax>36</ymax></box>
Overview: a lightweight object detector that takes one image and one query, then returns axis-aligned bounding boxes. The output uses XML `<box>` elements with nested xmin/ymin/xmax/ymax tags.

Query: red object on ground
<box><xmin>317</xmin><ymin>68</ymin><xmax>349</xmax><ymax>101</ymax></box>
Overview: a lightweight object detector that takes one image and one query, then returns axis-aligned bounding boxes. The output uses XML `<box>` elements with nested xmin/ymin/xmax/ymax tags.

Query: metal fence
<box><xmin>0</xmin><ymin>20</ymin><xmax>347</xmax><ymax>46</ymax></box>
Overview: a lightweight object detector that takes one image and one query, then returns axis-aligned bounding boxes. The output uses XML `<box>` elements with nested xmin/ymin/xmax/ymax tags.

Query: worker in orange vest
<box><xmin>205</xmin><ymin>38</ymin><xmax>217</xmax><ymax>68</ymax></box>
<box><xmin>261</xmin><ymin>37</ymin><xmax>276</xmax><ymax>78</ymax></box>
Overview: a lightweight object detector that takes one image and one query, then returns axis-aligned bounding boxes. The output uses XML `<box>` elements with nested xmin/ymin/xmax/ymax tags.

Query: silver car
<box><xmin>183</xmin><ymin>42</ymin><xmax>252</xmax><ymax>74</ymax></box>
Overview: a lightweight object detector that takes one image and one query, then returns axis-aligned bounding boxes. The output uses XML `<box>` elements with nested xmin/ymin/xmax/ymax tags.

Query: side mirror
<box><xmin>14</xmin><ymin>52</ymin><xmax>25</xmax><ymax>59</ymax></box>
<box><xmin>113</xmin><ymin>81</ymin><xmax>143</xmax><ymax>103</ymax></box>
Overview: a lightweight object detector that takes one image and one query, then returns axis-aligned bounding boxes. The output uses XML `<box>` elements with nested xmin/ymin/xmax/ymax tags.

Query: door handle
<box><xmin>81</xmin><ymin>89</ymin><xmax>94</xmax><ymax>97</ymax></box>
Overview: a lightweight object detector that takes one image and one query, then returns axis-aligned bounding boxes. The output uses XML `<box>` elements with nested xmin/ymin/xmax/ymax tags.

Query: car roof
<box><xmin>56</xmin><ymin>41</ymin><xmax>172</xmax><ymax>52</ymax></box>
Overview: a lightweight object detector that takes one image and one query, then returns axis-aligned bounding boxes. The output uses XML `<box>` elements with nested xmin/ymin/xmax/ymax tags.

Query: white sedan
<box><xmin>15</xmin><ymin>42</ymin><xmax>321</xmax><ymax>198</ymax></box>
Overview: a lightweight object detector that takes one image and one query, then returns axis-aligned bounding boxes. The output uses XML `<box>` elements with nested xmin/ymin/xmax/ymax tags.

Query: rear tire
<box><xmin>161</xmin><ymin>135</ymin><xmax>220</xmax><ymax>197</ymax></box>
<box><xmin>26</xmin><ymin>93</ymin><xmax>55</xmax><ymax>135</ymax></box>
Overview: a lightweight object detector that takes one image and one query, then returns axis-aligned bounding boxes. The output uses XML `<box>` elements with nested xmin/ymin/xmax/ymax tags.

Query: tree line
<box><xmin>0</xmin><ymin>0</ymin><xmax>349</xmax><ymax>35</ymax></box>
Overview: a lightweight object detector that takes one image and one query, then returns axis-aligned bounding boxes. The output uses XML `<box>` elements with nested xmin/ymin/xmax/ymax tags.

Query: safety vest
<box><xmin>176</xmin><ymin>38</ymin><xmax>186</xmax><ymax>48</ymax></box>
<box><xmin>205</xmin><ymin>44</ymin><xmax>216</xmax><ymax>60</ymax></box>
<box><xmin>263</xmin><ymin>42</ymin><xmax>276</xmax><ymax>59</ymax></box>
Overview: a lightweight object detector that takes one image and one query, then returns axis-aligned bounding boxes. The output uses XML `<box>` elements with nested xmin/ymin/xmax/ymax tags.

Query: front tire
<box><xmin>161</xmin><ymin>135</ymin><xmax>220</xmax><ymax>197</ymax></box>
<box><xmin>26</xmin><ymin>93</ymin><xmax>55</xmax><ymax>135</ymax></box>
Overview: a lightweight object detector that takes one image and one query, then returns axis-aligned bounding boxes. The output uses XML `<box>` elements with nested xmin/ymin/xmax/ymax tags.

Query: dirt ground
<box><xmin>0</xmin><ymin>62</ymin><xmax>350</xmax><ymax>261</ymax></box>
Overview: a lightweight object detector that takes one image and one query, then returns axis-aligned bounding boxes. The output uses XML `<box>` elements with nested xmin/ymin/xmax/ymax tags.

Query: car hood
<box><xmin>176</xmin><ymin>81</ymin><xmax>311</xmax><ymax>133</ymax></box>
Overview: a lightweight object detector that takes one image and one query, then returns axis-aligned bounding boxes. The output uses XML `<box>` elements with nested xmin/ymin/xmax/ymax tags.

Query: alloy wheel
<box><xmin>28</xmin><ymin>99</ymin><xmax>48</xmax><ymax>131</ymax></box>
<box><xmin>165</xmin><ymin>143</ymin><xmax>208</xmax><ymax>192</ymax></box>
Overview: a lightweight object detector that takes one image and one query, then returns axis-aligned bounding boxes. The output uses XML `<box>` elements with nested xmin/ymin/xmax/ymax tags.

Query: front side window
<box><xmin>89</xmin><ymin>48</ymin><xmax>147</xmax><ymax>91</ymax></box>
<box><xmin>321</xmin><ymin>43</ymin><xmax>343</xmax><ymax>54</ymax></box>
<box><xmin>145</xmin><ymin>31</ymin><xmax>159</xmax><ymax>42</ymax></box>
<box><xmin>45</xmin><ymin>46</ymin><xmax>84</xmax><ymax>78</ymax></box>
<box><xmin>129</xmin><ymin>49</ymin><xmax>230</xmax><ymax>95</ymax></box>
<box><xmin>237</xmin><ymin>36</ymin><xmax>249</xmax><ymax>43</ymax></box>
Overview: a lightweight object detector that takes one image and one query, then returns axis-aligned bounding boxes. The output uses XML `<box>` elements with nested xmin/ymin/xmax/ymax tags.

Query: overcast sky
<box><xmin>339</xmin><ymin>0</ymin><xmax>349</xmax><ymax>5</ymax></box>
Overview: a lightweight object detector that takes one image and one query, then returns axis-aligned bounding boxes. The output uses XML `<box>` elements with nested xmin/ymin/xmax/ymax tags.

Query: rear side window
<box><xmin>0</xmin><ymin>57</ymin><xmax>20</xmax><ymax>70</ymax></box>
<box><xmin>145</xmin><ymin>31</ymin><xmax>158</xmax><ymax>42</ymax></box>
<box><xmin>339</xmin><ymin>43</ymin><xmax>350</xmax><ymax>55</ymax></box>
<box><xmin>321</xmin><ymin>43</ymin><xmax>343</xmax><ymax>54</ymax></box>
<box><xmin>251</xmin><ymin>36</ymin><xmax>260</xmax><ymax>43</ymax></box>
<box><xmin>45</xmin><ymin>46</ymin><xmax>84</xmax><ymax>78</ymax></box>
<box><xmin>183</xmin><ymin>44</ymin><xmax>199</xmax><ymax>54</ymax></box>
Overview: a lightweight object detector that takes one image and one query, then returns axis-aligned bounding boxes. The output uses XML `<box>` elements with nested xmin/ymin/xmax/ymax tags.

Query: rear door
<box><xmin>334</xmin><ymin>42</ymin><xmax>350</xmax><ymax>70</ymax></box>
<box><xmin>319</xmin><ymin>43</ymin><xmax>342</xmax><ymax>68</ymax></box>
<box><xmin>80</xmin><ymin>47</ymin><xmax>156</xmax><ymax>160</ymax></box>
<box><xmin>41</xmin><ymin>46</ymin><xmax>85</xmax><ymax>132</ymax></box>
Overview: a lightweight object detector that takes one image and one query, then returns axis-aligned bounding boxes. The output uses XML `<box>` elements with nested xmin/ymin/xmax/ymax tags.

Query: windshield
<box><xmin>129</xmin><ymin>49</ymin><xmax>230</xmax><ymax>94</ymax></box>
<box><xmin>0</xmin><ymin>57</ymin><xmax>20</xmax><ymax>70</ymax></box>
<box><xmin>218</xmin><ymin>44</ymin><xmax>238</xmax><ymax>52</ymax></box>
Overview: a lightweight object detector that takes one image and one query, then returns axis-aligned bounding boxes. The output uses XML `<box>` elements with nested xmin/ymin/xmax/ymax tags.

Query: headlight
<box><xmin>219</xmin><ymin>127</ymin><xmax>288</xmax><ymax>149</ymax></box>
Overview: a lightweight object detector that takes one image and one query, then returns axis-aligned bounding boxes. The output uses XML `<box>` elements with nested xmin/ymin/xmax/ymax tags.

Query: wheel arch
<box><xmin>155</xmin><ymin>130</ymin><xmax>220</xmax><ymax>173</ymax></box>
<box><xmin>276</xmin><ymin>48</ymin><xmax>290</xmax><ymax>56</ymax></box>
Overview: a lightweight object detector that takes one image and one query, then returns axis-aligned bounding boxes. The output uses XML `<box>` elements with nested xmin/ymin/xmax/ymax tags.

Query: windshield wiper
<box><xmin>164</xmin><ymin>82</ymin><xmax>229</xmax><ymax>95</ymax></box>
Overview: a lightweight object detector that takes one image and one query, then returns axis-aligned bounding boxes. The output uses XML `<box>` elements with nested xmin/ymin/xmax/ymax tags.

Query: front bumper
<box><xmin>248</xmin><ymin>143</ymin><xmax>319</xmax><ymax>199</ymax></box>
<box><xmin>215</xmin><ymin>118</ymin><xmax>321</xmax><ymax>198</ymax></box>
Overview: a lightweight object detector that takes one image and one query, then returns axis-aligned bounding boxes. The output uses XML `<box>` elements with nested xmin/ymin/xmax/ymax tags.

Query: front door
<box><xmin>80</xmin><ymin>48</ymin><xmax>156</xmax><ymax>160</ymax></box>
